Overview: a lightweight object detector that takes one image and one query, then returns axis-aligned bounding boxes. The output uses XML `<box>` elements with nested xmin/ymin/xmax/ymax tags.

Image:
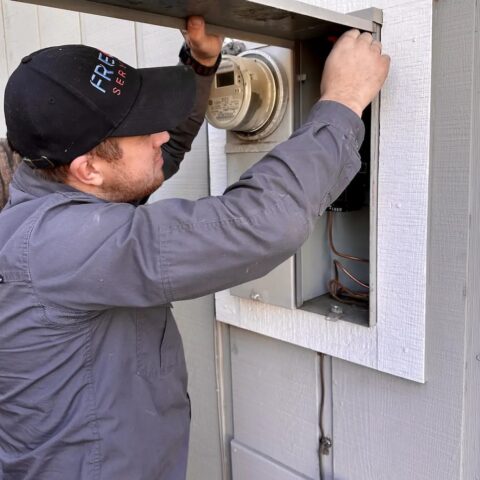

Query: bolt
<box><xmin>330</xmin><ymin>304</ymin><xmax>343</xmax><ymax>314</ymax></box>
<box><xmin>250</xmin><ymin>292</ymin><xmax>262</xmax><ymax>301</ymax></box>
<box><xmin>320</xmin><ymin>436</ymin><xmax>332</xmax><ymax>455</ymax></box>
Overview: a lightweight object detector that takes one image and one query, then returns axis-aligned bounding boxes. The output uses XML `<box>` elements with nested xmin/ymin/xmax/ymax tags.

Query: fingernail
<box><xmin>189</xmin><ymin>17</ymin><xmax>202</xmax><ymax>26</ymax></box>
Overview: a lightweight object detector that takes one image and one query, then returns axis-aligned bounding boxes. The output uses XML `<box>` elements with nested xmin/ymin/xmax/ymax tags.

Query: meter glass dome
<box><xmin>206</xmin><ymin>51</ymin><xmax>288</xmax><ymax>141</ymax></box>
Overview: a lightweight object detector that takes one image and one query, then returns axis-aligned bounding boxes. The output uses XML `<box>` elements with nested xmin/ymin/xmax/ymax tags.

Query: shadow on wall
<box><xmin>0</xmin><ymin>139</ymin><xmax>21</xmax><ymax>210</ymax></box>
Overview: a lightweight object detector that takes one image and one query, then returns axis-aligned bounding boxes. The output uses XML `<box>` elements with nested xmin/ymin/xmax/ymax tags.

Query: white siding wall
<box><xmin>331</xmin><ymin>1</ymin><xmax>480</xmax><ymax>478</ymax></box>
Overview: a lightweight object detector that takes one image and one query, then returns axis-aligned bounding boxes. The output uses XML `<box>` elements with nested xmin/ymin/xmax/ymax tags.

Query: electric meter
<box><xmin>206</xmin><ymin>51</ymin><xmax>288</xmax><ymax>141</ymax></box>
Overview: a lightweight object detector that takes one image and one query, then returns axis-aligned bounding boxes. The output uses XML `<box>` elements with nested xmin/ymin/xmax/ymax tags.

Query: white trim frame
<box><xmin>210</xmin><ymin>0</ymin><xmax>432</xmax><ymax>383</ymax></box>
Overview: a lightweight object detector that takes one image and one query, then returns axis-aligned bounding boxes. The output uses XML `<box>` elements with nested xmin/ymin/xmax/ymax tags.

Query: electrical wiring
<box><xmin>327</xmin><ymin>211</ymin><xmax>369</xmax><ymax>306</ymax></box>
<box><xmin>327</xmin><ymin>210</ymin><xmax>368</xmax><ymax>263</ymax></box>
<box><xmin>318</xmin><ymin>352</ymin><xmax>326</xmax><ymax>479</ymax></box>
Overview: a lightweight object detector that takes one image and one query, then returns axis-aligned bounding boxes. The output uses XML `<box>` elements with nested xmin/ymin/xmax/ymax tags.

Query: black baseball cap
<box><xmin>4</xmin><ymin>44</ymin><xmax>196</xmax><ymax>168</ymax></box>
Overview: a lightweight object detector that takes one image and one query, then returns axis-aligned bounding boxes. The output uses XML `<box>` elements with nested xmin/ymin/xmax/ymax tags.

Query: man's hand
<box><xmin>182</xmin><ymin>16</ymin><xmax>223</xmax><ymax>67</ymax></box>
<box><xmin>320</xmin><ymin>30</ymin><xmax>390</xmax><ymax>117</ymax></box>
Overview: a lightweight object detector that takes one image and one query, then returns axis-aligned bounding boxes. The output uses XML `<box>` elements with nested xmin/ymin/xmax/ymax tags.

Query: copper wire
<box><xmin>327</xmin><ymin>211</ymin><xmax>368</xmax><ymax>263</ymax></box>
<box><xmin>333</xmin><ymin>260</ymin><xmax>369</xmax><ymax>290</ymax></box>
<box><xmin>327</xmin><ymin>211</ymin><xmax>369</xmax><ymax>305</ymax></box>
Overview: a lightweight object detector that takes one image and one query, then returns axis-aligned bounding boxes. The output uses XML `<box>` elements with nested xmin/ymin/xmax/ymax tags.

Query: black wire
<box><xmin>318</xmin><ymin>352</ymin><xmax>325</xmax><ymax>480</ymax></box>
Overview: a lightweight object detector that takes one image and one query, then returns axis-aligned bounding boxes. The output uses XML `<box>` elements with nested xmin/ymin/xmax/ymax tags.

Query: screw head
<box><xmin>330</xmin><ymin>304</ymin><xmax>343</xmax><ymax>314</ymax></box>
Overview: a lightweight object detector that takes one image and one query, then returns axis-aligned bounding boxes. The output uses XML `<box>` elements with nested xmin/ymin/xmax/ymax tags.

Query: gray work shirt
<box><xmin>0</xmin><ymin>97</ymin><xmax>364</xmax><ymax>479</ymax></box>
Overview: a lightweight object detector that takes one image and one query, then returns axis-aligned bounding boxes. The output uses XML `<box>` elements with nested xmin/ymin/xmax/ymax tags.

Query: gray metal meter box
<box><xmin>216</xmin><ymin>37</ymin><xmax>379</xmax><ymax>327</ymax></box>
<box><xmin>14</xmin><ymin>0</ymin><xmax>382</xmax><ymax>326</ymax></box>
<box><xmin>201</xmin><ymin>5</ymin><xmax>382</xmax><ymax>328</ymax></box>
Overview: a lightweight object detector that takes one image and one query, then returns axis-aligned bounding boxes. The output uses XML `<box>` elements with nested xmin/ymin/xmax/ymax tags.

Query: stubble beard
<box><xmin>100</xmin><ymin>168</ymin><xmax>165</xmax><ymax>203</ymax></box>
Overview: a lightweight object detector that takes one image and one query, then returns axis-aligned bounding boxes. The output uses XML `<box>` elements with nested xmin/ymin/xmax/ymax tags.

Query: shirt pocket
<box><xmin>135</xmin><ymin>304</ymin><xmax>180</xmax><ymax>378</ymax></box>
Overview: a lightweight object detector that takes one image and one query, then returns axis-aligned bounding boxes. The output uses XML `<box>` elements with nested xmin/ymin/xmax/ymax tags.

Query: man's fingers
<box><xmin>382</xmin><ymin>54</ymin><xmax>391</xmax><ymax>70</ymax></box>
<box><xmin>186</xmin><ymin>15</ymin><xmax>205</xmax><ymax>30</ymax></box>
<box><xmin>371</xmin><ymin>39</ymin><xmax>382</xmax><ymax>53</ymax></box>
<box><xmin>320</xmin><ymin>24</ymin><xmax>390</xmax><ymax>116</ymax></box>
<box><xmin>182</xmin><ymin>15</ymin><xmax>223</xmax><ymax>66</ymax></box>
<box><xmin>184</xmin><ymin>16</ymin><xmax>222</xmax><ymax>52</ymax></box>
<box><xmin>353</xmin><ymin>31</ymin><xmax>384</xmax><ymax>56</ymax></box>
<box><xmin>358</xmin><ymin>31</ymin><xmax>374</xmax><ymax>45</ymax></box>
<box><xmin>341</xmin><ymin>29</ymin><xmax>361</xmax><ymax>40</ymax></box>
<box><xmin>183</xmin><ymin>16</ymin><xmax>206</xmax><ymax>47</ymax></box>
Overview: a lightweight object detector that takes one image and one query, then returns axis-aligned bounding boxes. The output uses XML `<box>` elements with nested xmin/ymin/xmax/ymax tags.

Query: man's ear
<box><xmin>68</xmin><ymin>154</ymin><xmax>104</xmax><ymax>187</ymax></box>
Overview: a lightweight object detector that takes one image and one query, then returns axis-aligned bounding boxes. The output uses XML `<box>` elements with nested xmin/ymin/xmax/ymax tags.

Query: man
<box><xmin>0</xmin><ymin>15</ymin><xmax>389</xmax><ymax>480</ymax></box>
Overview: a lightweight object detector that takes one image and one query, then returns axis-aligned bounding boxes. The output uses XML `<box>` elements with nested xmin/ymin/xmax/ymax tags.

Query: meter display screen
<box><xmin>216</xmin><ymin>71</ymin><xmax>235</xmax><ymax>88</ymax></box>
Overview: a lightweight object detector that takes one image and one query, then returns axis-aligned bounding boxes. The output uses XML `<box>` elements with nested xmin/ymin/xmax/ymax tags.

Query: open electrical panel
<box><xmin>206</xmin><ymin>21</ymin><xmax>380</xmax><ymax>327</ymax></box>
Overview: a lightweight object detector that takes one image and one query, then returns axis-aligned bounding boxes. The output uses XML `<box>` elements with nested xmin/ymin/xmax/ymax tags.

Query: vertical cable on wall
<box><xmin>318</xmin><ymin>352</ymin><xmax>333</xmax><ymax>480</ymax></box>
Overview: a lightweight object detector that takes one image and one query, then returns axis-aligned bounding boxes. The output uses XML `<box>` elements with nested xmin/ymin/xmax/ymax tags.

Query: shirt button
<box><xmin>0</xmin><ymin>275</ymin><xmax>4</xmax><ymax>284</ymax></box>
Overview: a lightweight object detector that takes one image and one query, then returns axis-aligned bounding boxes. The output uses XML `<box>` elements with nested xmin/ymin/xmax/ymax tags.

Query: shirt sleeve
<box><xmin>30</xmin><ymin>100</ymin><xmax>364</xmax><ymax>311</ymax></box>
<box><xmin>161</xmin><ymin>71</ymin><xmax>214</xmax><ymax>180</ymax></box>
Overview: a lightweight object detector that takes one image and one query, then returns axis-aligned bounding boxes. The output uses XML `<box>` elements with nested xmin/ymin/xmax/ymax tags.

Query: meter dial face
<box><xmin>206</xmin><ymin>51</ymin><xmax>288</xmax><ymax>140</ymax></box>
<box><xmin>207</xmin><ymin>58</ymin><xmax>245</xmax><ymax>129</ymax></box>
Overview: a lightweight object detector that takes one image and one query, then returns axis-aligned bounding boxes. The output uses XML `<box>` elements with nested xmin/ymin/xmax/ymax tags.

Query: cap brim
<box><xmin>110</xmin><ymin>65</ymin><xmax>196</xmax><ymax>137</ymax></box>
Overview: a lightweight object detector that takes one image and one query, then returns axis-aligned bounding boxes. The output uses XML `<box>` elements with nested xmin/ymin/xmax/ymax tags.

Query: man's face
<box><xmin>99</xmin><ymin>132</ymin><xmax>170</xmax><ymax>203</ymax></box>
